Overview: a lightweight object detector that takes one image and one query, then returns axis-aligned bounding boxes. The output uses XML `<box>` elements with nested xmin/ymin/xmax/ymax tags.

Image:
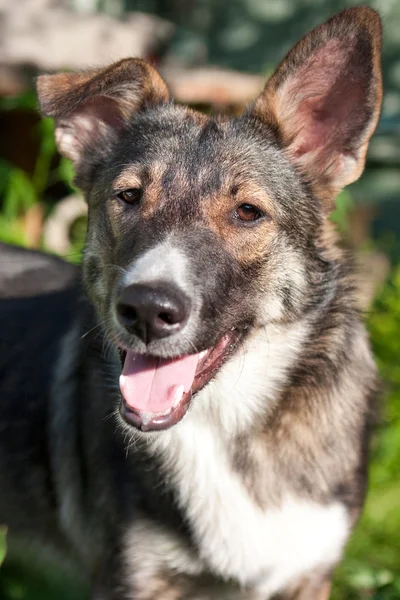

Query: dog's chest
<box><xmin>152</xmin><ymin>420</ymin><xmax>350</xmax><ymax>597</ymax></box>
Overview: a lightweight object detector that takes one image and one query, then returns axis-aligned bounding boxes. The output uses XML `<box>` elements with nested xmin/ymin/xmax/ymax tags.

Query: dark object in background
<box><xmin>0</xmin><ymin>243</ymin><xmax>78</xmax><ymax>298</ymax></box>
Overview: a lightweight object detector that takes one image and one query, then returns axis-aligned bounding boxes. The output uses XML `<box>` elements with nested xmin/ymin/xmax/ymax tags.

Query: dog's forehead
<box><xmin>110</xmin><ymin>108</ymin><xmax>274</xmax><ymax>193</ymax></box>
<box><xmin>97</xmin><ymin>105</ymin><xmax>313</xmax><ymax>235</ymax></box>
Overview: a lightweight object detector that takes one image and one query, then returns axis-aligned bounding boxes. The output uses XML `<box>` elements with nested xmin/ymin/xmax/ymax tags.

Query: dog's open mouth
<box><xmin>119</xmin><ymin>330</ymin><xmax>240</xmax><ymax>432</ymax></box>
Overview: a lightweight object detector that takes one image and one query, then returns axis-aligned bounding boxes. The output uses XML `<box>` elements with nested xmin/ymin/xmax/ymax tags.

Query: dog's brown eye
<box><xmin>235</xmin><ymin>204</ymin><xmax>264</xmax><ymax>223</ymax></box>
<box><xmin>117</xmin><ymin>189</ymin><xmax>142</xmax><ymax>204</ymax></box>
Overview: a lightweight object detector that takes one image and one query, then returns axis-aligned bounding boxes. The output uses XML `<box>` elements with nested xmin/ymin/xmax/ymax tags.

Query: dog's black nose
<box><xmin>116</xmin><ymin>283</ymin><xmax>191</xmax><ymax>343</ymax></box>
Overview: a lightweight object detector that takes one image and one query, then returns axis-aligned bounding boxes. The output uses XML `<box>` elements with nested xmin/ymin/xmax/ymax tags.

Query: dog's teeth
<box><xmin>140</xmin><ymin>408</ymin><xmax>172</xmax><ymax>422</ymax></box>
<box><xmin>199</xmin><ymin>350</ymin><xmax>208</xmax><ymax>360</ymax></box>
<box><xmin>158</xmin><ymin>407</ymin><xmax>172</xmax><ymax>417</ymax></box>
<box><xmin>140</xmin><ymin>412</ymin><xmax>153</xmax><ymax>425</ymax></box>
<box><xmin>172</xmin><ymin>385</ymin><xmax>185</xmax><ymax>409</ymax></box>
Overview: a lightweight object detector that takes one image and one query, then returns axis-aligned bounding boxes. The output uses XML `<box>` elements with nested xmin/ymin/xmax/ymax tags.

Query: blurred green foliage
<box><xmin>0</xmin><ymin>92</ymin><xmax>75</xmax><ymax>249</ymax></box>
<box><xmin>0</xmin><ymin>528</ymin><xmax>6</xmax><ymax>567</ymax></box>
<box><xmin>331</xmin><ymin>190</ymin><xmax>354</xmax><ymax>236</ymax></box>
<box><xmin>0</xmin><ymin>538</ymin><xmax>85</xmax><ymax>600</ymax></box>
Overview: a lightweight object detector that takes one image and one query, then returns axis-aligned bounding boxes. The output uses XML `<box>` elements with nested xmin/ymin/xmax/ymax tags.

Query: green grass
<box><xmin>0</xmin><ymin>528</ymin><xmax>6</xmax><ymax>567</ymax></box>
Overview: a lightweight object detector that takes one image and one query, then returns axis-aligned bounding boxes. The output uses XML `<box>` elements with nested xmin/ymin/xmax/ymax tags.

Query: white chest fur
<box><xmin>131</xmin><ymin>324</ymin><xmax>350</xmax><ymax>597</ymax></box>
<box><xmin>151</xmin><ymin>418</ymin><xmax>349</xmax><ymax>597</ymax></box>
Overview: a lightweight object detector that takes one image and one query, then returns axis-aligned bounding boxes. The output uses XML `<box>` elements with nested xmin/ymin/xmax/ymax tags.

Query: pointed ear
<box><xmin>250</xmin><ymin>7</ymin><xmax>382</xmax><ymax>205</ymax></box>
<box><xmin>37</xmin><ymin>58</ymin><xmax>169</xmax><ymax>175</ymax></box>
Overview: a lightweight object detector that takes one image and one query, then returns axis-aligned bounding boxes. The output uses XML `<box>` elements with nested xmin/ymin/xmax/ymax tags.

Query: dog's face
<box><xmin>38</xmin><ymin>7</ymin><xmax>382</xmax><ymax>431</ymax></box>
<box><xmin>85</xmin><ymin>110</ymin><xmax>320</xmax><ymax>347</ymax></box>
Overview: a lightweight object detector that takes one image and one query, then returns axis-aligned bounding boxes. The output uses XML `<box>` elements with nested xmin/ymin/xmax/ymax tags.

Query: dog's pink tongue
<box><xmin>119</xmin><ymin>351</ymin><xmax>200</xmax><ymax>413</ymax></box>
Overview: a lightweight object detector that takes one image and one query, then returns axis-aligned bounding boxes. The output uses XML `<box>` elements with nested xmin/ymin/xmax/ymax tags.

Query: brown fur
<box><xmin>37</xmin><ymin>58</ymin><xmax>170</xmax><ymax>119</ymax></box>
<box><xmin>201</xmin><ymin>179</ymin><xmax>277</xmax><ymax>263</ymax></box>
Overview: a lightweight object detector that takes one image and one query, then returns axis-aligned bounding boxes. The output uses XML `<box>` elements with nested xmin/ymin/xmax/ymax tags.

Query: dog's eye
<box><xmin>117</xmin><ymin>189</ymin><xmax>142</xmax><ymax>204</ymax></box>
<box><xmin>234</xmin><ymin>204</ymin><xmax>264</xmax><ymax>223</ymax></box>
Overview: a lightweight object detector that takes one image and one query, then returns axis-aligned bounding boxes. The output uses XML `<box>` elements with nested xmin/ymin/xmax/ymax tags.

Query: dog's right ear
<box><xmin>37</xmin><ymin>59</ymin><xmax>169</xmax><ymax>173</ymax></box>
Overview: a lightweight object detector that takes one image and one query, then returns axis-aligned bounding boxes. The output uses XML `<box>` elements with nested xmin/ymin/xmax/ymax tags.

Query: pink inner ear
<box><xmin>281</xmin><ymin>39</ymin><xmax>365</xmax><ymax>161</ymax></box>
<box><xmin>82</xmin><ymin>97</ymin><xmax>126</xmax><ymax>130</ymax></box>
<box><xmin>55</xmin><ymin>96</ymin><xmax>126</xmax><ymax>163</ymax></box>
<box><xmin>71</xmin><ymin>96</ymin><xmax>125</xmax><ymax>141</ymax></box>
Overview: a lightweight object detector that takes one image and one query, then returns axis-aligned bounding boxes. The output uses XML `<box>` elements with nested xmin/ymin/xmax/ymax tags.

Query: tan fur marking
<box><xmin>202</xmin><ymin>181</ymin><xmax>276</xmax><ymax>263</ymax></box>
<box><xmin>110</xmin><ymin>163</ymin><xmax>166</xmax><ymax>219</ymax></box>
<box><xmin>318</xmin><ymin>216</ymin><xmax>344</xmax><ymax>262</ymax></box>
<box><xmin>186</xmin><ymin>107</ymin><xmax>209</xmax><ymax>126</ymax></box>
<box><xmin>112</xmin><ymin>167</ymin><xmax>142</xmax><ymax>191</ymax></box>
<box><xmin>141</xmin><ymin>162</ymin><xmax>167</xmax><ymax>218</ymax></box>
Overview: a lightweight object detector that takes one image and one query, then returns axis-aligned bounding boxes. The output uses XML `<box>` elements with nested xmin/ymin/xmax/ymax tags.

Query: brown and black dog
<box><xmin>0</xmin><ymin>7</ymin><xmax>382</xmax><ymax>599</ymax></box>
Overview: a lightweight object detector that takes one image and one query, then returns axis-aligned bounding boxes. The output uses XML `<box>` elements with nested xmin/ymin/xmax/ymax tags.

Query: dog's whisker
<box><xmin>81</xmin><ymin>323</ymin><xmax>102</xmax><ymax>340</ymax></box>
<box><xmin>103</xmin><ymin>410</ymin><xmax>117</xmax><ymax>423</ymax></box>
<box><xmin>180</xmin><ymin>334</ymin><xmax>199</xmax><ymax>355</ymax></box>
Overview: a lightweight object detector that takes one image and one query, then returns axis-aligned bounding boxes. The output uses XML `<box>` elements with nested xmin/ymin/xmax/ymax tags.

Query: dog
<box><xmin>0</xmin><ymin>7</ymin><xmax>383</xmax><ymax>599</ymax></box>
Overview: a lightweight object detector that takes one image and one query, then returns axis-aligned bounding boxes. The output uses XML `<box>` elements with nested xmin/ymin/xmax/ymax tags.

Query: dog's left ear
<box><xmin>37</xmin><ymin>59</ymin><xmax>169</xmax><ymax>181</ymax></box>
<box><xmin>250</xmin><ymin>7</ymin><xmax>382</xmax><ymax>204</ymax></box>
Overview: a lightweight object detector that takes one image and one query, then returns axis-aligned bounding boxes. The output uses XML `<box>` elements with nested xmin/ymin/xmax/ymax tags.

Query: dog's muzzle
<box><xmin>115</xmin><ymin>279</ymin><xmax>242</xmax><ymax>432</ymax></box>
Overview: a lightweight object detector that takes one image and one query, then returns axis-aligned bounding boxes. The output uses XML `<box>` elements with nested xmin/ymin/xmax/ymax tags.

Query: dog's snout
<box><xmin>116</xmin><ymin>283</ymin><xmax>191</xmax><ymax>343</ymax></box>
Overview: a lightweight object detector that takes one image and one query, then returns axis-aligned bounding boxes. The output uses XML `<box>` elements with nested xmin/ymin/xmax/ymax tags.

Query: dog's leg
<box><xmin>294</xmin><ymin>580</ymin><xmax>331</xmax><ymax>600</ymax></box>
<box><xmin>279</xmin><ymin>573</ymin><xmax>332</xmax><ymax>600</ymax></box>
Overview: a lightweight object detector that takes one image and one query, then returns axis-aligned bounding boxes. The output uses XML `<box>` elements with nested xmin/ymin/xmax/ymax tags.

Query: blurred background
<box><xmin>0</xmin><ymin>0</ymin><xmax>399</xmax><ymax>598</ymax></box>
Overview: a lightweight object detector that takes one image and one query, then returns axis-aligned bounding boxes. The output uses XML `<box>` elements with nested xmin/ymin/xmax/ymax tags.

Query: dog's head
<box><xmin>38</xmin><ymin>7</ymin><xmax>382</xmax><ymax>432</ymax></box>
